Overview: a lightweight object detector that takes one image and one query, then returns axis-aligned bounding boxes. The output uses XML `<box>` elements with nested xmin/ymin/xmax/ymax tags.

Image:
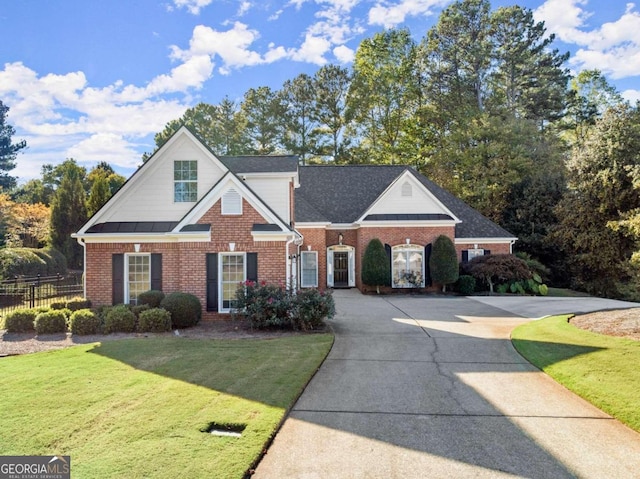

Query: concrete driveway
<box><xmin>254</xmin><ymin>291</ymin><xmax>640</xmax><ymax>479</ymax></box>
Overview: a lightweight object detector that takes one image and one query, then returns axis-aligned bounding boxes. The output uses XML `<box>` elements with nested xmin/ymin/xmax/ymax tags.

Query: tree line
<box><xmin>2</xmin><ymin>0</ymin><xmax>639</xmax><ymax>298</ymax></box>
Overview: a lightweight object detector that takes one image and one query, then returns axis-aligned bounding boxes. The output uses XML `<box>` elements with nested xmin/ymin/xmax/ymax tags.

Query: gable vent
<box><xmin>222</xmin><ymin>188</ymin><xmax>242</xmax><ymax>215</ymax></box>
<box><xmin>401</xmin><ymin>182</ymin><xmax>412</xmax><ymax>197</ymax></box>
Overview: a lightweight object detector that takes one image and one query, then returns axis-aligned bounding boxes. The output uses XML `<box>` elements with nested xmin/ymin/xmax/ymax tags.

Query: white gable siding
<box><xmin>366</xmin><ymin>176</ymin><xmax>450</xmax><ymax>216</ymax></box>
<box><xmin>95</xmin><ymin>134</ymin><xmax>227</xmax><ymax>223</ymax></box>
<box><xmin>244</xmin><ymin>177</ymin><xmax>291</xmax><ymax>224</ymax></box>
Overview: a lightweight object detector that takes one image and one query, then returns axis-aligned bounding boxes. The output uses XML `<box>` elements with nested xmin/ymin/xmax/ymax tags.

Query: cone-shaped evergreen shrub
<box><xmin>361</xmin><ymin>238</ymin><xmax>390</xmax><ymax>294</ymax></box>
<box><xmin>430</xmin><ymin>235</ymin><xmax>459</xmax><ymax>292</ymax></box>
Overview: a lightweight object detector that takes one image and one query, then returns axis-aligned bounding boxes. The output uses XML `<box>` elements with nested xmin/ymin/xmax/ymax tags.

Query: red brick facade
<box><xmin>296</xmin><ymin>226</ymin><xmax>512</xmax><ymax>293</ymax></box>
<box><xmin>85</xmin><ymin>199</ymin><xmax>288</xmax><ymax>320</ymax></box>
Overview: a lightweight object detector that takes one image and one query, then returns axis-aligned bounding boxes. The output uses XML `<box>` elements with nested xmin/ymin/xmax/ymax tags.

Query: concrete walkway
<box><xmin>254</xmin><ymin>291</ymin><xmax>640</xmax><ymax>478</ymax></box>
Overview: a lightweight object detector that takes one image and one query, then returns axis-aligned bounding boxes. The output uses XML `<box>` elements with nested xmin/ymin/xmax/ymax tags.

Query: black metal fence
<box><xmin>0</xmin><ymin>274</ymin><xmax>84</xmax><ymax>317</ymax></box>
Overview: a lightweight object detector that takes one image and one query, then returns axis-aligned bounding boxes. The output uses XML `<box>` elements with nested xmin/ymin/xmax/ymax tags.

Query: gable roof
<box><xmin>295</xmin><ymin>165</ymin><xmax>515</xmax><ymax>239</ymax></box>
<box><xmin>221</xmin><ymin>155</ymin><xmax>298</xmax><ymax>174</ymax></box>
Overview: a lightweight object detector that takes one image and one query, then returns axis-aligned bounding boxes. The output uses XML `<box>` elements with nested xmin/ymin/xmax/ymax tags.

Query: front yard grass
<box><xmin>0</xmin><ymin>334</ymin><xmax>333</xmax><ymax>478</ymax></box>
<box><xmin>512</xmin><ymin>315</ymin><xmax>640</xmax><ymax>433</ymax></box>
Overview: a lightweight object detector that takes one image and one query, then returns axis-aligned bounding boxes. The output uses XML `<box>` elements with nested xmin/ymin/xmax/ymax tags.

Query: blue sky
<box><xmin>1</xmin><ymin>0</ymin><xmax>639</xmax><ymax>182</ymax></box>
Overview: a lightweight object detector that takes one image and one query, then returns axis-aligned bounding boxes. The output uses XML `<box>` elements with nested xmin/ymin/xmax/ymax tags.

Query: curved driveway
<box><xmin>255</xmin><ymin>291</ymin><xmax>640</xmax><ymax>478</ymax></box>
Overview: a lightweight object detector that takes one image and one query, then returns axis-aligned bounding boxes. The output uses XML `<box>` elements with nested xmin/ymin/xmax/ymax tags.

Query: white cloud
<box><xmin>171</xmin><ymin>0</ymin><xmax>214</xmax><ymax>15</ymax></box>
<box><xmin>237</xmin><ymin>1</ymin><xmax>252</xmax><ymax>16</ymax></box>
<box><xmin>333</xmin><ymin>44</ymin><xmax>355</xmax><ymax>63</ymax></box>
<box><xmin>535</xmin><ymin>1</ymin><xmax>640</xmax><ymax>79</ymax></box>
<box><xmin>368</xmin><ymin>0</ymin><xmax>451</xmax><ymax>29</ymax></box>
<box><xmin>66</xmin><ymin>133</ymin><xmax>142</xmax><ymax>169</ymax></box>
<box><xmin>622</xmin><ymin>89</ymin><xmax>640</xmax><ymax>103</ymax></box>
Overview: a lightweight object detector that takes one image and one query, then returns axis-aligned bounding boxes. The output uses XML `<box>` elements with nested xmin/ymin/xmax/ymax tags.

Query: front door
<box><xmin>334</xmin><ymin>252</ymin><xmax>349</xmax><ymax>287</ymax></box>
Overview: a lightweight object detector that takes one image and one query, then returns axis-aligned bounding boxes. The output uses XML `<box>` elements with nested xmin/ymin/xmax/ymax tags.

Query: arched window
<box><xmin>392</xmin><ymin>244</ymin><xmax>424</xmax><ymax>288</ymax></box>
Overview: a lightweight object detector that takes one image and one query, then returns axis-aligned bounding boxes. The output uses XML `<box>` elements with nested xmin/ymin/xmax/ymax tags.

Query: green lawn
<box><xmin>0</xmin><ymin>334</ymin><xmax>333</xmax><ymax>478</ymax></box>
<box><xmin>512</xmin><ymin>315</ymin><xmax>640</xmax><ymax>432</ymax></box>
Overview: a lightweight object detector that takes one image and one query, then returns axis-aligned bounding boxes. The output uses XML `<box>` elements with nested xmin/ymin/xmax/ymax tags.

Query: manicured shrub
<box><xmin>137</xmin><ymin>290</ymin><xmax>165</xmax><ymax>308</ymax></box>
<box><xmin>50</xmin><ymin>301</ymin><xmax>67</xmax><ymax>310</ymax></box>
<box><xmin>138</xmin><ymin>308</ymin><xmax>172</xmax><ymax>333</ymax></box>
<box><xmin>131</xmin><ymin>304</ymin><xmax>150</xmax><ymax>318</ymax></box>
<box><xmin>455</xmin><ymin>275</ymin><xmax>476</xmax><ymax>295</ymax></box>
<box><xmin>3</xmin><ymin>309</ymin><xmax>37</xmax><ymax>333</ymax></box>
<box><xmin>103</xmin><ymin>305</ymin><xmax>136</xmax><ymax>333</ymax></box>
<box><xmin>66</xmin><ymin>297</ymin><xmax>91</xmax><ymax>311</ymax></box>
<box><xmin>293</xmin><ymin>288</ymin><xmax>335</xmax><ymax>330</ymax></box>
<box><xmin>0</xmin><ymin>247</ymin><xmax>67</xmax><ymax>278</ymax></box>
<box><xmin>430</xmin><ymin>235</ymin><xmax>459</xmax><ymax>292</ymax></box>
<box><xmin>160</xmin><ymin>292</ymin><xmax>201</xmax><ymax>328</ymax></box>
<box><xmin>361</xmin><ymin>238</ymin><xmax>391</xmax><ymax>294</ymax></box>
<box><xmin>34</xmin><ymin>310</ymin><xmax>67</xmax><ymax>334</ymax></box>
<box><xmin>68</xmin><ymin>309</ymin><xmax>101</xmax><ymax>335</ymax></box>
<box><xmin>234</xmin><ymin>281</ymin><xmax>293</xmax><ymax>329</ymax></box>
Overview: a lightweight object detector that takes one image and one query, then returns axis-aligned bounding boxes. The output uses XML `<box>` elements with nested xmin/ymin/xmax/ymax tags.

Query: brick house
<box><xmin>73</xmin><ymin>126</ymin><xmax>516</xmax><ymax>319</ymax></box>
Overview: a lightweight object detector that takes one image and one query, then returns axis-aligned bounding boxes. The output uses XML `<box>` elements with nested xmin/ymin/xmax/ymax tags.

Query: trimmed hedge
<box><xmin>34</xmin><ymin>310</ymin><xmax>67</xmax><ymax>334</ymax></box>
<box><xmin>3</xmin><ymin>309</ymin><xmax>37</xmax><ymax>333</ymax></box>
<box><xmin>103</xmin><ymin>305</ymin><xmax>136</xmax><ymax>333</ymax></box>
<box><xmin>66</xmin><ymin>297</ymin><xmax>91</xmax><ymax>311</ymax></box>
<box><xmin>160</xmin><ymin>292</ymin><xmax>201</xmax><ymax>329</ymax></box>
<box><xmin>137</xmin><ymin>290</ymin><xmax>165</xmax><ymax>308</ymax></box>
<box><xmin>138</xmin><ymin>308</ymin><xmax>172</xmax><ymax>333</ymax></box>
<box><xmin>455</xmin><ymin>275</ymin><xmax>477</xmax><ymax>295</ymax></box>
<box><xmin>67</xmin><ymin>309</ymin><xmax>101</xmax><ymax>335</ymax></box>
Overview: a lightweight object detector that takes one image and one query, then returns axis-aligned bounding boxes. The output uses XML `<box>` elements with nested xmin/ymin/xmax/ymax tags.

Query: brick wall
<box><xmin>85</xmin><ymin>198</ymin><xmax>288</xmax><ymax>320</ymax></box>
<box><xmin>298</xmin><ymin>227</ymin><xmax>328</xmax><ymax>289</ymax></box>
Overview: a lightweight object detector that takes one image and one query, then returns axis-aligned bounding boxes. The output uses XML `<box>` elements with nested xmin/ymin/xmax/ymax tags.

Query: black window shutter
<box><xmin>247</xmin><ymin>253</ymin><xmax>258</xmax><ymax>283</ymax></box>
<box><xmin>484</xmin><ymin>249</ymin><xmax>491</xmax><ymax>255</ymax></box>
<box><xmin>206</xmin><ymin>253</ymin><xmax>218</xmax><ymax>312</ymax></box>
<box><xmin>151</xmin><ymin>254</ymin><xmax>162</xmax><ymax>291</ymax></box>
<box><xmin>424</xmin><ymin>243</ymin><xmax>433</xmax><ymax>287</ymax></box>
<box><xmin>462</xmin><ymin>250</ymin><xmax>469</xmax><ymax>263</ymax></box>
<box><xmin>112</xmin><ymin>254</ymin><xmax>124</xmax><ymax>305</ymax></box>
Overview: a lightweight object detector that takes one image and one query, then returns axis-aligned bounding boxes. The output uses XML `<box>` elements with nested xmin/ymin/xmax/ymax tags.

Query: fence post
<box><xmin>30</xmin><ymin>283</ymin><xmax>36</xmax><ymax>308</ymax></box>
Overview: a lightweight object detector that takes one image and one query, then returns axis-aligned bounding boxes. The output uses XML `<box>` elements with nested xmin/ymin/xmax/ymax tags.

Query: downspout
<box><xmin>510</xmin><ymin>239</ymin><xmax>516</xmax><ymax>254</ymax></box>
<box><xmin>285</xmin><ymin>236</ymin><xmax>295</xmax><ymax>290</ymax></box>
<box><xmin>76</xmin><ymin>237</ymin><xmax>87</xmax><ymax>299</ymax></box>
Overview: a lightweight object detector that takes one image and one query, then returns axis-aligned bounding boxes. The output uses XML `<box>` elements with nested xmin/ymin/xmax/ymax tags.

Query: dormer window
<box><xmin>401</xmin><ymin>181</ymin><xmax>412</xmax><ymax>197</ymax></box>
<box><xmin>222</xmin><ymin>187</ymin><xmax>242</xmax><ymax>215</ymax></box>
<box><xmin>174</xmin><ymin>160</ymin><xmax>197</xmax><ymax>202</ymax></box>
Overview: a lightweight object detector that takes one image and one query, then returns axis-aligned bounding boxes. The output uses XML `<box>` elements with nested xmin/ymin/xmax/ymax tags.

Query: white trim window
<box><xmin>467</xmin><ymin>248</ymin><xmax>485</xmax><ymax>261</ymax></box>
<box><xmin>392</xmin><ymin>244</ymin><xmax>424</xmax><ymax>288</ymax></box>
<box><xmin>126</xmin><ymin>254</ymin><xmax>150</xmax><ymax>304</ymax></box>
<box><xmin>219</xmin><ymin>253</ymin><xmax>246</xmax><ymax>312</ymax></box>
<box><xmin>174</xmin><ymin>160</ymin><xmax>197</xmax><ymax>202</ymax></box>
<box><xmin>300</xmin><ymin>251</ymin><xmax>318</xmax><ymax>288</ymax></box>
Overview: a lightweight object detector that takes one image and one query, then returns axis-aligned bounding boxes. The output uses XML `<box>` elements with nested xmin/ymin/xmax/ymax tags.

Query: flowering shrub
<box><xmin>234</xmin><ymin>281</ymin><xmax>334</xmax><ymax>330</ymax></box>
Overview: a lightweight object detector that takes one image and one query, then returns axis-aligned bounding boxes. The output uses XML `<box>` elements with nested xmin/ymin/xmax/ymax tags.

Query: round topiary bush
<box><xmin>68</xmin><ymin>309</ymin><xmax>101</xmax><ymax>335</ymax></box>
<box><xmin>3</xmin><ymin>309</ymin><xmax>37</xmax><ymax>333</ymax></box>
<box><xmin>103</xmin><ymin>305</ymin><xmax>136</xmax><ymax>333</ymax></box>
<box><xmin>138</xmin><ymin>308</ymin><xmax>172</xmax><ymax>333</ymax></box>
<box><xmin>137</xmin><ymin>290</ymin><xmax>166</xmax><ymax>308</ymax></box>
<box><xmin>34</xmin><ymin>310</ymin><xmax>67</xmax><ymax>334</ymax></box>
<box><xmin>160</xmin><ymin>292</ymin><xmax>201</xmax><ymax>329</ymax></box>
<box><xmin>66</xmin><ymin>297</ymin><xmax>92</xmax><ymax>311</ymax></box>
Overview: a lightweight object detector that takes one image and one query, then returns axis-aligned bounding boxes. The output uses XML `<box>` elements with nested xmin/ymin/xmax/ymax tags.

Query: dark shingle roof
<box><xmin>295</xmin><ymin>165</ymin><xmax>515</xmax><ymax>239</ymax></box>
<box><xmin>252</xmin><ymin>224</ymin><xmax>284</xmax><ymax>232</ymax></box>
<box><xmin>85</xmin><ymin>222</ymin><xmax>210</xmax><ymax>234</ymax></box>
<box><xmin>221</xmin><ymin>155</ymin><xmax>299</xmax><ymax>174</ymax></box>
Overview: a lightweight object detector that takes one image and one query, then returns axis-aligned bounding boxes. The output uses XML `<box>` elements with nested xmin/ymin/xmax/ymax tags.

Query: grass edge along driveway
<box><xmin>512</xmin><ymin>315</ymin><xmax>640</xmax><ymax>433</ymax></box>
<box><xmin>0</xmin><ymin>334</ymin><xmax>333</xmax><ymax>478</ymax></box>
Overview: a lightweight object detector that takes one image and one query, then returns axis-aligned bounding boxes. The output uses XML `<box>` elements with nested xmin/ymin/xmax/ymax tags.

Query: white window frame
<box><xmin>392</xmin><ymin>244</ymin><xmax>425</xmax><ymax>288</ymax></box>
<box><xmin>219</xmin><ymin>252</ymin><xmax>246</xmax><ymax>313</ymax></box>
<box><xmin>467</xmin><ymin>248</ymin><xmax>485</xmax><ymax>261</ymax></box>
<box><xmin>300</xmin><ymin>251</ymin><xmax>318</xmax><ymax>288</ymax></box>
<box><xmin>222</xmin><ymin>187</ymin><xmax>242</xmax><ymax>215</ymax></box>
<box><xmin>125</xmin><ymin>253</ymin><xmax>151</xmax><ymax>305</ymax></box>
<box><xmin>174</xmin><ymin>160</ymin><xmax>197</xmax><ymax>203</ymax></box>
